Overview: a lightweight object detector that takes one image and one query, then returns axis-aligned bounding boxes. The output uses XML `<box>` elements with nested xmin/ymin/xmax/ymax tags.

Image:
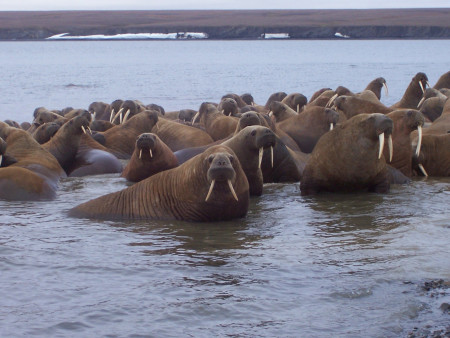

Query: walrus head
<box><xmin>219</xmin><ymin>98</ymin><xmax>239</xmax><ymax>117</ymax></box>
<box><xmin>33</xmin><ymin>122</ymin><xmax>61</xmax><ymax>144</ymax></box>
<box><xmin>204</xmin><ymin>152</ymin><xmax>239</xmax><ymax>202</ymax></box>
<box><xmin>413</xmin><ymin>72</ymin><xmax>430</xmax><ymax>94</ymax></box>
<box><xmin>241</xmin><ymin>93</ymin><xmax>254</xmax><ymax>106</ymax></box>
<box><xmin>369</xmin><ymin>113</ymin><xmax>394</xmax><ymax>161</ymax></box>
<box><xmin>136</xmin><ymin>133</ymin><xmax>157</xmax><ymax>160</ymax></box>
<box><xmin>178</xmin><ymin>109</ymin><xmax>197</xmax><ymax>122</ymax></box>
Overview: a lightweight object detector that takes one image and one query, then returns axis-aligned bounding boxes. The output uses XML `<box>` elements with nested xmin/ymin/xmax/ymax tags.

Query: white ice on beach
<box><xmin>335</xmin><ymin>32</ymin><xmax>350</xmax><ymax>38</ymax></box>
<box><xmin>46</xmin><ymin>32</ymin><xmax>209</xmax><ymax>40</ymax></box>
<box><xmin>260</xmin><ymin>33</ymin><xmax>290</xmax><ymax>39</ymax></box>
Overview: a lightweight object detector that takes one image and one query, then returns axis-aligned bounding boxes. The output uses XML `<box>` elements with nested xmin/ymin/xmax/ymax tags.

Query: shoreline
<box><xmin>0</xmin><ymin>9</ymin><xmax>449</xmax><ymax>40</ymax></box>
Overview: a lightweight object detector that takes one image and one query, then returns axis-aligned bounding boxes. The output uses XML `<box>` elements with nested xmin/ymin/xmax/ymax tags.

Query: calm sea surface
<box><xmin>0</xmin><ymin>40</ymin><xmax>449</xmax><ymax>337</ymax></box>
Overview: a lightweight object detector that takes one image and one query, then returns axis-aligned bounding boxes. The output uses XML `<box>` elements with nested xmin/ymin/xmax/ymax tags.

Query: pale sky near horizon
<box><xmin>0</xmin><ymin>0</ymin><xmax>449</xmax><ymax>11</ymax></box>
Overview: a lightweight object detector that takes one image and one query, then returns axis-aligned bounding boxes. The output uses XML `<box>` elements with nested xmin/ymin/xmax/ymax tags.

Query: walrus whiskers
<box><xmin>418</xmin><ymin>164</ymin><xmax>428</xmax><ymax>177</ymax></box>
<box><xmin>204</xmin><ymin>179</ymin><xmax>215</xmax><ymax>202</ymax></box>
<box><xmin>416</xmin><ymin>126</ymin><xmax>423</xmax><ymax>157</ymax></box>
<box><xmin>378</xmin><ymin>132</ymin><xmax>385</xmax><ymax>159</ymax></box>
<box><xmin>227</xmin><ymin>180</ymin><xmax>239</xmax><ymax>201</ymax></box>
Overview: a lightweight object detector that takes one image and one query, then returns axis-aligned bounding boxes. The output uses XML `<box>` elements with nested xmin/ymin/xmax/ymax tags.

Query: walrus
<box><xmin>240</xmin><ymin>93</ymin><xmax>255</xmax><ymax>106</ymax></box>
<box><xmin>300</xmin><ymin>113</ymin><xmax>394</xmax><ymax>195</ymax></box>
<box><xmin>433</xmin><ymin>70</ymin><xmax>450</xmax><ymax>90</ymax></box>
<box><xmin>364</xmin><ymin>77</ymin><xmax>389</xmax><ymax>100</ymax></box>
<box><xmin>152</xmin><ymin>117</ymin><xmax>214</xmax><ymax>152</ymax></box>
<box><xmin>121</xmin><ymin>133</ymin><xmax>178</xmax><ymax>182</ymax></box>
<box><xmin>42</xmin><ymin>114</ymin><xmax>91</xmax><ymax>175</ymax></box>
<box><xmin>0</xmin><ymin>121</ymin><xmax>65</xmax><ymax>200</ymax></box>
<box><xmin>264</xmin><ymin>92</ymin><xmax>287</xmax><ymax>110</ymax></box>
<box><xmin>384</xmin><ymin>109</ymin><xmax>425</xmax><ymax>177</ymax></box>
<box><xmin>218</xmin><ymin>97</ymin><xmax>240</xmax><ymax>117</ymax></box>
<box><xmin>390</xmin><ymin>72</ymin><xmax>430</xmax><ymax>109</ymax></box>
<box><xmin>277</xmin><ymin>106</ymin><xmax>339</xmax><ymax>153</ymax></box>
<box><xmin>68</xmin><ymin>145</ymin><xmax>249</xmax><ymax>222</ymax></box>
<box><xmin>94</xmin><ymin>110</ymin><xmax>159</xmax><ymax>159</ymax></box>
<box><xmin>419</xmin><ymin>96</ymin><xmax>446</xmax><ymax>122</ymax></box>
<box><xmin>32</xmin><ymin>122</ymin><xmax>62</xmax><ymax>144</ymax></box>
<box><xmin>192</xmin><ymin>102</ymin><xmax>238</xmax><ymax>141</ymax></box>
<box><xmin>281</xmin><ymin>93</ymin><xmax>307</xmax><ymax>113</ymax></box>
<box><xmin>0</xmin><ymin>137</ymin><xmax>17</xmax><ymax>168</ymax></box>
<box><xmin>88</xmin><ymin>101</ymin><xmax>110</xmax><ymax>121</ymax></box>
<box><xmin>333</xmin><ymin>95</ymin><xmax>393</xmax><ymax>119</ymax></box>
<box><xmin>412</xmin><ymin>133</ymin><xmax>450</xmax><ymax>177</ymax></box>
<box><xmin>268</xmin><ymin>101</ymin><xmax>298</xmax><ymax>123</ymax></box>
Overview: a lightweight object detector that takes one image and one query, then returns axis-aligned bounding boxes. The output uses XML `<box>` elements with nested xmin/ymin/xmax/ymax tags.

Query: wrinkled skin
<box><xmin>333</xmin><ymin>95</ymin><xmax>392</xmax><ymax>119</ymax></box>
<box><xmin>121</xmin><ymin>133</ymin><xmax>178</xmax><ymax>182</ymax></box>
<box><xmin>300</xmin><ymin>114</ymin><xmax>393</xmax><ymax>195</ymax></box>
<box><xmin>94</xmin><ymin>110</ymin><xmax>159</xmax><ymax>159</ymax></box>
<box><xmin>69</xmin><ymin>145</ymin><xmax>249</xmax><ymax>222</ymax></box>
<box><xmin>0</xmin><ymin>121</ymin><xmax>65</xmax><ymax>200</ymax></box>
<box><xmin>384</xmin><ymin>109</ymin><xmax>425</xmax><ymax>177</ymax></box>
<box><xmin>194</xmin><ymin>102</ymin><xmax>238</xmax><ymax>141</ymax></box>
<box><xmin>152</xmin><ymin>117</ymin><xmax>214</xmax><ymax>152</ymax></box>
<box><xmin>281</xmin><ymin>93</ymin><xmax>307</xmax><ymax>113</ymax></box>
<box><xmin>391</xmin><ymin>72</ymin><xmax>429</xmax><ymax>109</ymax></box>
<box><xmin>42</xmin><ymin>114</ymin><xmax>91</xmax><ymax>175</ymax></box>
<box><xmin>277</xmin><ymin>106</ymin><xmax>339</xmax><ymax>153</ymax></box>
<box><xmin>412</xmin><ymin>133</ymin><xmax>450</xmax><ymax>177</ymax></box>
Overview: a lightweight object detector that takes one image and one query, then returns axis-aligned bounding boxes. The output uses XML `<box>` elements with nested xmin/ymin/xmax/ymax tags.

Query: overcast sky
<box><xmin>0</xmin><ymin>0</ymin><xmax>449</xmax><ymax>11</ymax></box>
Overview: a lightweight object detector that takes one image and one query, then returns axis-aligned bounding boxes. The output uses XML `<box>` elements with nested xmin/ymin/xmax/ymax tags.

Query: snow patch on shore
<box><xmin>46</xmin><ymin>32</ymin><xmax>209</xmax><ymax>40</ymax></box>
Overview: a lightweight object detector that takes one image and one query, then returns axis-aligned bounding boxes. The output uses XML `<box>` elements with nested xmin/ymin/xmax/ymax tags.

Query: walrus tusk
<box><xmin>268</xmin><ymin>111</ymin><xmax>273</xmax><ymax>117</ymax></box>
<box><xmin>111</xmin><ymin>108</ymin><xmax>123</xmax><ymax>124</ymax></box>
<box><xmin>417</xmin><ymin>96</ymin><xmax>425</xmax><ymax>108</ymax></box>
<box><xmin>415</xmin><ymin>125</ymin><xmax>422</xmax><ymax>157</ymax></box>
<box><xmin>87</xmin><ymin>126</ymin><xmax>92</xmax><ymax>134</ymax></box>
<box><xmin>81</xmin><ymin>126</ymin><xmax>87</xmax><ymax>134</ymax></box>
<box><xmin>205</xmin><ymin>179</ymin><xmax>215</xmax><ymax>202</ymax></box>
<box><xmin>330</xmin><ymin>123</ymin><xmax>334</xmax><ymax>131</ymax></box>
<box><xmin>388</xmin><ymin>134</ymin><xmax>393</xmax><ymax>162</ymax></box>
<box><xmin>426</xmin><ymin>80</ymin><xmax>431</xmax><ymax>88</ymax></box>
<box><xmin>227</xmin><ymin>180</ymin><xmax>239</xmax><ymax>201</ymax></box>
<box><xmin>139</xmin><ymin>149</ymin><xmax>142</xmax><ymax>159</ymax></box>
<box><xmin>191</xmin><ymin>112</ymin><xmax>199</xmax><ymax>125</ymax></box>
<box><xmin>149</xmin><ymin>149</ymin><xmax>153</xmax><ymax>158</ymax></box>
<box><xmin>419</xmin><ymin>81</ymin><xmax>425</xmax><ymax>93</ymax></box>
<box><xmin>0</xmin><ymin>155</ymin><xmax>2</xmax><ymax>166</ymax></box>
<box><xmin>92</xmin><ymin>111</ymin><xmax>96</xmax><ymax>121</ymax></box>
<box><xmin>270</xmin><ymin>146</ymin><xmax>274</xmax><ymax>168</ymax></box>
<box><xmin>383</xmin><ymin>82</ymin><xmax>389</xmax><ymax>97</ymax></box>
<box><xmin>258</xmin><ymin>147</ymin><xmax>263</xmax><ymax>168</ymax></box>
<box><xmin>418</xmin><ymin>163</ymin><xmax>428</xmax><ymax>177</ymax></box>
<box><xmin>109</xmin><ymin>109</ymin><xmax>115</xmax><ymax>122</ymax></box>
<box><xmin>122</xmin><ymin>109</ymin><xmax>131</xmax><ymax>124</ymax></box>
<box><xmin>378</xmin><ymin>132</ymin><xmax>385</xmax><ymax>159</ymax></box>
<box><xmin>326</xmin><ymin>93</ymin><xmax>338</xmax><ymax>108</ymax></box>
<box><xmin>297</xmin><ymin>104</ymin><xmax>300</xmax><ymax>113</ymax></box>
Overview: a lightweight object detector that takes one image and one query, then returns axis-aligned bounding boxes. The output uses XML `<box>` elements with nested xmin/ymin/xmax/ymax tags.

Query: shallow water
<box><xmin>0</xmin><ymin>40</ymin><xmax>450</xmax><ymax>337</ymax></box>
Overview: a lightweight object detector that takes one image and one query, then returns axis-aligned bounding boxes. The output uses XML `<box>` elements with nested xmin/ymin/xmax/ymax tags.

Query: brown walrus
<box><xmin>332</xmin><ymin>95</ymin><xmax>393</xmax><ymax>119</ymax></box>
<box><xmin>390</xmin><ymin>72</ymin><xmax>429</xmax><ymax>109</ymax></box>
<box><xmin>0</xmin><ymin>121</ymin><xmax>65</xmax><ymax>200</ymax></box>
<box><xmin>68</xmin><ymin>145</ymin><xmax>249</xmax><ymax>222</ymax></box>
<box><xmin>121</xmin><ymin>133</ymin><xmax>178</xmax><ymax>182</ymax></box>
<box><xmin>300</xmin><ymin>113</ymin><xmax>394</xmax><ymax>195</ymax></box>
<box><xmin>94</xmin><ymin>110</ymin><xmax>159</xmax><ymax>159</ymax></box>
<box><xmin>412</xmin><ymin>133</ymin><xmax>450</xmax><ymax>177</ymax></box>
<box><xmin>192</xmin><ymin>102</ymin><xmax>238</xmax><ymax>141</ymax></box>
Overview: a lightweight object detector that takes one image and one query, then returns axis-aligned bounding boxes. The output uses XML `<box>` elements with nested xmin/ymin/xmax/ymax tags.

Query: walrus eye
<box><xmin>251</xmin><ymin>130</ymin><xmax>256</xmax><ymax>136</ymax></box>
<box><xmin>208</xmin><ymin>155</ymin><xmax>214</xmax><ymax>163</ymax></box>
<box><xmin>228</xmin><ymin>155</ymin><xmax>234</xmax><ymax>163</ymax></box>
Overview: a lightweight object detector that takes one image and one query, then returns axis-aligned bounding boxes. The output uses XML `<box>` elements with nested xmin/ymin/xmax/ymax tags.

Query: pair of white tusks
<box><xmin>81</xmin><ymin>126</ymin><xmax>91</xmax><ymax>134</ymax></box>
<box><xmin>204</xmin><ymin>179</ymin><xmax>239</xmax><ymax>202</ymax></box>
<box><xmin>378</xmin><ymin>132</ymin><xmax>393</xmax><ymax>162</ymax></box>
<box><xmin>326</xmin><ymin>93</ymin><xmax>338</xmax><ymax>108</ymax></box>
<box><xmin>419</xmin><ymin>80</ymin><xmax>430</xmax><ymax>94</ymax></box>
<box><xmin>110</xmin><ymin>108</ymin><xmax>131</xmax><ymax>124</ymax></box>
<box><xmin>139</xmin><ymin>149</ymin><xmax>153</xmax><ymax>159</ymax></box>
<box><xmin>258</xmin><ymin>146</ymin><xmax>274</xmax><ymax>168</ymax></box>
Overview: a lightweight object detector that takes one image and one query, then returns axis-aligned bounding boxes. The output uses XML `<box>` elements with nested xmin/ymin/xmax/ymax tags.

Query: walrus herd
<box><xmin>0</xmin><ymin>70</ymin><xmax>449</xmax><ymax>222</ymax></box>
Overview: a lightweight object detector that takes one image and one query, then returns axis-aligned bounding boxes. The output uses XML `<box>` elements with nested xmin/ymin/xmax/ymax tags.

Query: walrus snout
<box><xmin>258</xmin><ymin>129</ymin><xmax>277</xmax><ymax>149</ymax></box>
<box><xmin>325</xmin><ymin>108</ymin><xmax>340</xmax><ymax>130</ymax></box>
<box><xmin>207</xmin><ymin>156</ymin><xmax>236</xmax><ymax>182</ymax></box>
<box><xmin>136</xmin><ymin>133</ymin><xmax>156</xmax><ymax>150</ymax></box>
<box><xmin>239</xmin><ymin>112</ymin><xmax>261</xmax><ymax>128</ymax></box>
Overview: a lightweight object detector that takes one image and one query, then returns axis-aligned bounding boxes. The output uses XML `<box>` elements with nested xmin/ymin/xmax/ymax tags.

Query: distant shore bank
<box><xmin>1</xmin><ymin>9</ymin><xmax>449</xmax><ymax>40</ymax></box>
